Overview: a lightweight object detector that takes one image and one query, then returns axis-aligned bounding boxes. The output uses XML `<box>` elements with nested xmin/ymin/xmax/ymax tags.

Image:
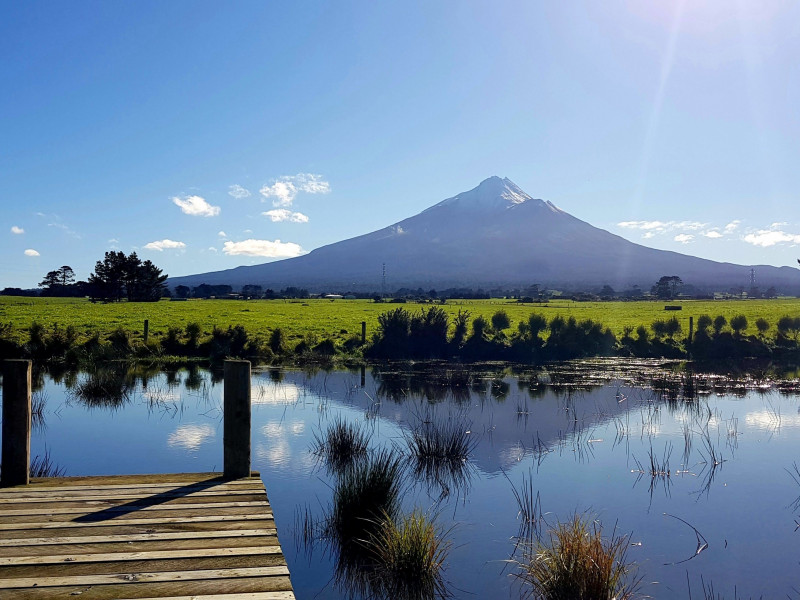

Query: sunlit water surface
<box><xmin>12</xmin><ymin>361</ymin><xmax>800</xmax><ymax>599</ymax></box>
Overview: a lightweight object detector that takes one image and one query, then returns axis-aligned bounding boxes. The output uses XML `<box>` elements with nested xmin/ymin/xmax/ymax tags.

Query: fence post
<box><xmin>688</xmin><ymin>316</ymin><xmax>694</xmax><ymax>344</ymax></box>
<box><xmin>143</xmin><ymin>319</ymin><xmax>149</xmax><ymax>343</ymax></box>
<box><xmin>361</xmin><ymin>321</ymin><xmax>366</xmax><ymax>344</ymax></box>
<box><xmin>223</xmin><ymin>359</ymin><xmax>251</xmax><ymax>479</ymax></box>
<box><xmin>2</xmin><ymin>359</ymin><xmax>32</xmax><ymax>487</ymax></box>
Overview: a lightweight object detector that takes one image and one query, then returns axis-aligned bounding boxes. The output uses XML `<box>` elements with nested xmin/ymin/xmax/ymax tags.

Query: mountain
<box><xmin>168</xmin><ymin>176</ymin><xmax>800</xmax><ymax>293</ymax></box>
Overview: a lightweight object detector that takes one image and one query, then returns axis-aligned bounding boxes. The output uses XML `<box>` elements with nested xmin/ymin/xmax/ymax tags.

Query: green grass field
<box><xmin>1</xmin><ymin>296</ymin><xmax>799</xmax><ymax>346</ymax></box>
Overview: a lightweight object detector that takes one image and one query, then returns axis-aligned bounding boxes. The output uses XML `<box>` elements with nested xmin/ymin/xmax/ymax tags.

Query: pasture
<box><xmin>1</xmin><ymin>296</ymin><xmax>799</xmax><ymax>346</ymax></box>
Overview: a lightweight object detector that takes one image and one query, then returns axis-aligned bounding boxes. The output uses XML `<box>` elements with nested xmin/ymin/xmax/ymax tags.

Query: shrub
<box><xmin>730</xmin><ymin>315</ymin><xmax>748</xmax><ymax>336</ymax></box>
<box><xmin>491</xmin><ymin>310</ymin><xmax>511</xmax><ymax>332</ymax></box>
<box><xmin>269</xmin><ymin>327</ymin><xmax>286</xmax><ymax>354</ymax></box>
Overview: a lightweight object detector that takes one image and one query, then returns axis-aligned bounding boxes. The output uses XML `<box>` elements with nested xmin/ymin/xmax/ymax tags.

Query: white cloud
<box><xmin>10</xmin><ymin>226</ymin><xmax>24</xmax><ymax>234</ymax></box>
<box><xmin>743</xmin><ymin>229</ymin><xmax>800</xmax><ymax>247</ymax></box>
<box><xmin>208</xmin><ymin>247</ymin><xmax>218</xmax><ymax>253</ymax></box>
<box><xmin>172</xmin><ymin>195</ymin><xmax>220</xmax><ymax>217</ymax></box>
<box><xmin>24</xmin><ymin>249</ymin><xmax>40</xmax><ymax>257</ymax></box>
<box><xmin>263</xmin><ymin>209</ymin><xmax>309</xmax><ymax>223</ymax></box>
<box><xmin>222</xmin><ymin>239</ymin><xmax>304</xmax><ymax>258</ymax></box>
<box><xmin>108</xmin><ymin>238</ymin><xmax>119</xmax><ymax>244</ymax></box>
<box><xmin>218</xmin><ymin>231</ymin><xmax>227</xmax><ymax>238</ymax></box>
<box><xmin>724</xmin><ymin>220</ymin><xmax>741</xmax><ymax>233</ymax></box>
<box><xmin>259</xmin><ymin>173</ymin><xmax>330</xmax><ymax>207</ymax></box>
<box><xmin>144</xmin><ymin>239</ymin><xmax>186</xmax><ymax>251</ymax></box>
<box><xmin>228</xmin><ymin>184</ymin><xmax>251</xmax><ymax>199</ymax></box>
<box><xmin>674</xmin><ymin>234</ymin><xmax>694</xmax><ymax>244</ymax></box>
<box><xmin>642</xmin><ymin>232</ymin><xmax>655</xmax><ymax>239</ymax></box>
<box><xmin>167</xmin><ymin>424</ymin><xmax>215</xmax><ymax>451</ymax></box>
<box><xmin>703</xmin><ymin>230</ymin><xmax>723</xmax><ymax>239</ymax></box>
<box><xmin>617</xmin><ymin>220</ymin><xmax>706</xmax><ymax>233</ymax></box>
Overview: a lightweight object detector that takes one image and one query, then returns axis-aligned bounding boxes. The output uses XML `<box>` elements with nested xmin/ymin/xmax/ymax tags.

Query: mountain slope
<box><xmin>169</xmin><ymin>177</ymin><xmax>800</xmax><ymax>293</ymax></box>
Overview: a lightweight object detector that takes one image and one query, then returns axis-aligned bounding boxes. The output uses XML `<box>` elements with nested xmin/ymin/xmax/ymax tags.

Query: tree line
<box><xmin>35</xmin><ymin>252</ymin><xmax>167</xmax><ymax>302</ymax></box>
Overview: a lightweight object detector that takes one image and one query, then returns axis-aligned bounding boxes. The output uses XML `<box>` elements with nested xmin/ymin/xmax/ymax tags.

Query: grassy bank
<box><xmin>2</xmin><ymin>296</ymin><xmax>799</xmax><ymax>347</ymax></box>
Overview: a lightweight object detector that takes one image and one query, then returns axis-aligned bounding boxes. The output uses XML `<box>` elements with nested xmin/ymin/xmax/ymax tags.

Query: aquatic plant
<box><xmin>366</xmin><ymin>509</ymin><xmax>451</xmax><ymax>600</ymax></box>
<box><xmin>329</xmin><ymin>449</ymin><xmax>403</xmax><ymax>548</ymax></box>
<box><xmin>516</xmin><ymin>514</ymin><xmax>641</xmax><ymax>600</ymax></box>
<box><xmin>29</xmin><ymin>449</ymin><xmax>66</xmax><ymax>478</ymax></box>
<box><xmin>312</xmin><ymin>416</ymin><xmax>371</xmax><ymax>473</ymax></box>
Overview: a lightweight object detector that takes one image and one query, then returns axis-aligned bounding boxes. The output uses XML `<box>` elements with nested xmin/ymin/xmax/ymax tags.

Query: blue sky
<box><xmin>3</xmin><ymin>0</ymin><xmax>800</xmax><ymax>289</ymax></box>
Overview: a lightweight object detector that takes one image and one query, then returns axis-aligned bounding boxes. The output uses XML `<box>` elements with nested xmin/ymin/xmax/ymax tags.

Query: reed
<box><xmin>516</xmin><ymin>514</ymin><xmax>641</xmax><ymax>600</ymax></box>
<box><xmin>312</xmin><ymin>416</ymin><xmax>371</xmax><ymax>472</ymax></box>
<box><xmin>366</xmin><ymin>509</ymin><xmax>451</xmax><ymax>600</ymax></box>
<box><xmin>29</xmin><ymin>449</ymin><xmax>66</xmax><ymax>478</ymax></box>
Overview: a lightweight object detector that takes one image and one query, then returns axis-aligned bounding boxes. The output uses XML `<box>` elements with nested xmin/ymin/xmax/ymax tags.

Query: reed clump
<box><xmin>366</xmin><ymin>509</ymin><xmax>451</xmax><ymax>600</ymax></box>
<box><xmin>329</xmin><ymin>449</ymin><xmax>403</xmax><ymax>548</ymax></box>
<box><xmin>517</xmin><ymin>514</ymin><xmax>641</xmax><ymax>600</ymax></box>
<box><xmin>312</xmin><ymin>416</ymin><xmax>372</xmax><ymax>473</ymax></box>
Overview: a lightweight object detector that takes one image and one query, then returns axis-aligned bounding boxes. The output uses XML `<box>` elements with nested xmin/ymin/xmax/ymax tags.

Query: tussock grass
<box><xmin>516</xmin><ymin>514</ymin><xmax>641</xmax><ymax>600</ymax></box>
<box><xmin>366</xmin><ymin>509</ymin><xmax>451</xmax><ymax>600</ymax></box>
<box><xmin>406</xmin><ymin>419</ymin><xmax>476</xmax><ymax>498</ymax></box>
<box><xmin>312</xmin><ymin>416</ymin><xmax>371</xmax><ymax>473</ymax></box>
<box><xmin>329</xmin><ymin>449</ymin><xmax>403</xmax><ymax>548</ymax></box>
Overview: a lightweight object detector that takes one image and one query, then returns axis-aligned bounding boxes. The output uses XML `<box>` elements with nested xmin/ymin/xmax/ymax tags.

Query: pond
<box><xmin>11</xmin><ymin>359</ymin><xmax>800</xmax><ymax>599</ymax></box>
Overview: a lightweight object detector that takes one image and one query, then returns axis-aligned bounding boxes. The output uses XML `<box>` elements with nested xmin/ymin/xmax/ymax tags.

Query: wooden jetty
<box><xmin>1</xmin><ymin>359</ymin><xmax>295</xmax><ymax>599</ymax></box>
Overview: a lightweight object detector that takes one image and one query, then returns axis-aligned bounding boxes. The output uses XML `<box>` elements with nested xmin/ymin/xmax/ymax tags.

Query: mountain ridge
<box><xmin>168</xmin><ymin>177</ymin><xmax>800</xmax><ymax>293</ymax></box>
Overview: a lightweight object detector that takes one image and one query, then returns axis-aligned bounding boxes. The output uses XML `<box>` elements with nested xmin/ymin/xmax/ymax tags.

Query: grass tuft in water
<box><xmin>516</xmin><ymin>513</ymin><xmax>641</xmax><ymax>600</ymax></box>
<box><xmin>29</xmin><ymin>449</ymin><xmax>66</xmax><ymax>478</ymax></box>
<box><xmin>329</xmin><ymin>448</ymin><xmax>403</xmax><ymax>548</ymax></box>
<box><xmin>312</xmin><ymin>416</ymin><xmax>371</xmax><ymax>473</ymax></box>
<box><xmin>366</xmin><ymin>509</ymin><xmax>452</xmax><ymax>600</ymax></box>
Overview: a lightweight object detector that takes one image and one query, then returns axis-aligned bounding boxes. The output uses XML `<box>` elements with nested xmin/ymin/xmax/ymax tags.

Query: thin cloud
<box><xmin>48</xmin><ymin>222</ymin><xmax>81</xmax><ymax>239</ymax></box>
<box><xmin>228</xmin><ymin>184</ymin><xmax>251</xmax><ymax>199</ymax></box>
<box><xmin>743</xmin><ymin>229</ymin><xmax>800</xmax><ymax>247</ymax></box>
<box><xmin>259</xmin><ymin>173</ymin><xmax>330</xmax><ymax>207</ymax></box>
<box><xmin>172</xmin><ymin>195</ymin><xmax>220</xmax><ymax>217</ymax></box>
<box><xmin>703</xmin><ymin>230</ymin><xmax>723</xmax><ymax>239</ymax></box>
<box><xmin>10</xmin><ymin>225</ymin><xmax>24</xmax><ymax>234</ymax></box>
<box><xmin>222</xmin><ymin>239</ymin><xmax>304</xmax><ymax>258</ymax></box>
<box><xmin>617</xmin><ymin>220</ymin><xmax>706</xmax><ymax>233</ymax></box>
<box><xmin>144</xmin><ymin>239</ymin><xmax>187</xmax><ymax>251</ymax></box>
<box><xmin>218</xmin><ymin>231</ymin><xmax>227</xmax><ymax>238</ymax></box>
<box><xmin>24</xmin><ymin>249</ymin><xmax>40</xmax><ymax>257</ymax></box>
<box><xmin>263</xmin><ymin>209</ymin><xmax>309</xmax><ymax>223</ymax></box>
<box><xmin>674</xmin><ymin>234</ymin><xmax>694</xmax><ymax>244</ymax></box>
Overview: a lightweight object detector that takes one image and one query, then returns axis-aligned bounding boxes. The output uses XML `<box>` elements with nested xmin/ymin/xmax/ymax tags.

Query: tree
<box><xmin>174</xmin><ymin>285</ymin><xmax>190</xmax><ymax>299</ymax></box>
<box><xmin>87</xmin><ymin>251</ymin><xmax>166</xmax><ymax>302</ymax></box>
<box><xmin>652</xmin><ymin>276</ymin><xmax>683</xmax><ymax>300</ymax></box>
<box><xmin>712</xmin><ymin>315</ymin><xmax>727</xmax><ymax>335</ymax></box>
<box><xmin>755</xmin><ymin>318</ymin><xmax>769</xmax><ymax>337</ymax></box>
<box><xmin>242</xmin><ymin>284</ymin><xmax>263</xmax><ymax>298</ymax></box>
<box><xmin>39</xmin><ymin>265</ymin><xmax>76</xmax><ymax>296</ymax></box>
<box><xmin>491</xmin><ymin>310</ymin><xmax>511</xmax><ymax>332</ymax></box>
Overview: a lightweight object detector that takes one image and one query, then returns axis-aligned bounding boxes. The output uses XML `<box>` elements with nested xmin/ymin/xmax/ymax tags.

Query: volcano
<box><xmin>168</xmin><ymin>176</ymin><xmax>800</xmax><ymax>293</ymax></box>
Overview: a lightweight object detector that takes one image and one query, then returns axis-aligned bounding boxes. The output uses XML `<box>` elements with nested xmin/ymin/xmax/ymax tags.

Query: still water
<box><xmin>14</xmin><ymin>360</ymin><xmax>800</xmax><ymax>598</ymax></box>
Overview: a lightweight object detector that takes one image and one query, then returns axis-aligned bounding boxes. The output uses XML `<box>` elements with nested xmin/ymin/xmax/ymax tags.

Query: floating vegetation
<box><xmin>312</xmin><ymin>416</ymin><xmax>372</xmax><ymax>474</ymax></box>
<box><xmin>515</xmin><ymin>514</ymin><xmax>641</xmax><ymax>600</ymax></box>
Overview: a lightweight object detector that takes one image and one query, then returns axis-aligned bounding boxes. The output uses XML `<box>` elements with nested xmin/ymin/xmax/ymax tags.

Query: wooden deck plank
<box><xmin>9</xmin><ymin>576</ymin><xmax>294</xmax><ymax>600</ymax></box>
<box><xmin>0</xmin><ymin>473</ymin><xmax>294</xmax><ymax>599</ymax></box>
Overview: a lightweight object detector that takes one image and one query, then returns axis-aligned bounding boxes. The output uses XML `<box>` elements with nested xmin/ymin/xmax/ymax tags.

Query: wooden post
<box><xmin>143</xmin><ymin>319</ymin><xmax>149</xmax><ymax>343</ymax></box>
<box><xmin>2</xmin><ymin>360</ymin><xmax>32</xmax><ymax>487</ymax></box>
<box><xmin>360</xmin><ymin>365</ymin><xmax>366</xmax><ymax>388</ymax></box>
<box><xmin>361</xmin><ymin>321</ymin><xmax>366</xmax><ymax>344</ymax></box>
<box><xmin>223</xmin><ymin>360</ymin><xmax>251</xmax><ymax>479</ymax></box>
<box><xmin>688</xmin><ymin>316</ymin><xmax>694</xmax><ymax>344</ymax></box>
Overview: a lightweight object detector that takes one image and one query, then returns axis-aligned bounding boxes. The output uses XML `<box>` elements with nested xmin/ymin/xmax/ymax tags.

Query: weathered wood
<box><xmin>10</xmin><ymin>576</ymin><xmax>294</xmax><ymax>600</ymax></box>
<box><xmin>1</xmin><ymin>359</ymin><xmax>32</xmax><ymax>487</ymax></box>
<box><xmin>361</xmin><ymin>320</ymin><xmax>366</xmax><ymax>343</ymax></box>
<box><xmin>139</xmin><ymin>593</ymin><xmax>295</xmax><ymax>600</ymax></box>
<box><xmin>144</xmin><ymin>319</ymin><xmax>150</xmax><ymax>343</ymax></box>
<box><xmin>224</xmin><ymin>360</ymin><xmax>252</xmax><ymax>478</ymax></box>
<box><xmin>1</xmin><ymin>565</ymin><xmax>290</xmax><ymax>588</ymax></box>
<box><xmin>0</xmin><ymin>473</ymin><xmax>293</xmax><ymax>598</ymax></box>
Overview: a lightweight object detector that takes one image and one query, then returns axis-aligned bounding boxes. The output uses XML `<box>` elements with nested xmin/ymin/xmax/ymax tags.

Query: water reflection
<box><xmin>167</xmin><ymin>423</ymin><xmax>215</xmax><ymax>451</ymax></box>
<box><xmin>23</xmin><ymin>359</ymin><xmax>800</xmax><ymax>600</ymax></box>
